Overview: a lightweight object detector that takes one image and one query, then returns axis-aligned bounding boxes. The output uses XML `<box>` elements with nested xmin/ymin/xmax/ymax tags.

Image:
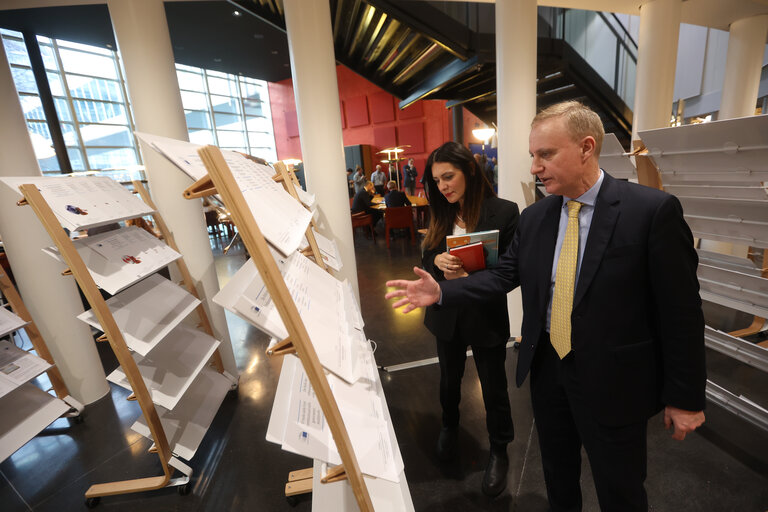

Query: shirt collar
<box><xmin>562</xmin><ymin>169</ymin><xmax>604</xmax><ymax>208</ymax></box>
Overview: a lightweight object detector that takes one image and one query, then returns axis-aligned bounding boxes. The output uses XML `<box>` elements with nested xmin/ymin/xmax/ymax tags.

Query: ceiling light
<box><xmin>214</xmin><ymin>58</ymin><xmax>222</xmax><ymax>63</ymax></box>
<box><xmin>271</xmin><ymin>50</ymin><xmax>279</xmax><ymax>55</ymax></box>
<box><xmin>472</xmin><ymin>127</ymin><xmax>495</xmax><ymax>143</ymax></box>
<box><xmin>232</xmin><ymin>10</ymin><xmax>242</xmax><ymax>17</ymax></box>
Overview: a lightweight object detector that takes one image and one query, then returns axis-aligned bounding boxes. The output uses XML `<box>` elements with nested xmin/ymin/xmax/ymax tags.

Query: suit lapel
<box><xmin>536</xmin><ymin>197</ymin><xmax>561</xmax><ymax>309</ymax></box>
<box><xmin>574</xmin><ymin>173</ymin><xmax>620</xmax><ymax>307</ymax></box>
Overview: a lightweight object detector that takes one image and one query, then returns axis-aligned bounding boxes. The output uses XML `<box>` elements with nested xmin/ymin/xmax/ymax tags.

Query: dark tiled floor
<box><xmin>2</xmin><ymin>229</ymin><xmax>767</xmax><ymax>511</ymax></box>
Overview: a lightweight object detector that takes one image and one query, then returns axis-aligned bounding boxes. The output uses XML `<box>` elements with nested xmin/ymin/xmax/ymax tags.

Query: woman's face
<box><xmin>432</xmin><ymin>162</ymin><xmax>466</xmax><ymax>204</ymax></box>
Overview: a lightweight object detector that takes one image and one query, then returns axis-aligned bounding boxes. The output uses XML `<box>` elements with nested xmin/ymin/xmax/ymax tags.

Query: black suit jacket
<box><xmin>423</xmin><ymin>196</ymin><xmax>519</xmax><ymax>348</ymax></box>
<box><xmin>441</xmin><ymin>173</ymin><xmax>706</xmax><ymax>425</ymax></box>
<box><xmin>385</xmin><ymin>190</ymin><xmax>411</xmax><ymax>208</ymax></box>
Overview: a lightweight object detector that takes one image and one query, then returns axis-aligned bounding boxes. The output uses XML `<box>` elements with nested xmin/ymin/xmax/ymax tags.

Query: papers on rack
<box><xmin>216</xmin><ymin>253</ymin><xmax>365</xmax><ymax>383</ymax></box>
<box><xmin>135</xmin><ymin>132</ymin><xmax>209</xmax><ymax>182</ymax></box>
<box><xmin>0</xmin><ymin>341</ymin><xmax>52</xmax><ymax>399</ymax></box>
<box><xmin>0</xmin><ymin>176</ymin><xmax>154</xmax><ymax>232</ymax></box>
<box><xmin>268</xmin><ymin>354</ymin><xmax>403</xmax><ymax>483</ymax></box>
<box><xmin>294</xmin><ymin>186</ymin><xmax>316</xmax><ymax>209</ymax></box>
<box><xmin>0</xmin><ymin>307</ymin><xmax>27</xmax><ymax>338</ymax></box>
<box><xmin>138</xmin><ymin>133</ymin><xmax>312</xmax><ymax>255</ymax></box>
<box><xmin>76</xmin><ymin>274</ymin><xmax>200</xmax><ymax>356</ymax></box>
<box><xmin>220</xmin><ymin>151</ymin><xmax>312</xmax><ymax>255</ymax></box>
<box><xmin>42</xmin><ymin>226</ymin><xmax>181</xmax><ymax>295</ymax></box>
<box><xmin>301</xmin><ymin>229</ymin><xmax>342</xmax><ymax>271</ymax></box>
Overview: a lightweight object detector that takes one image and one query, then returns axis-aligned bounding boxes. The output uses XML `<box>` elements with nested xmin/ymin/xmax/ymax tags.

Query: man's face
<box><xmin>529</xmin><ymin>116</ymin><xmax>593</xmax><ymax>198</ymax></box>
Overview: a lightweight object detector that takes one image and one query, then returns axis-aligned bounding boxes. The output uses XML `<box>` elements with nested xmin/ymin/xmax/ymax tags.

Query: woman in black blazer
<box><xmin>421</xmin><ymin>141</ymin><xmax>519</xmax><ymax>498</ymax></box>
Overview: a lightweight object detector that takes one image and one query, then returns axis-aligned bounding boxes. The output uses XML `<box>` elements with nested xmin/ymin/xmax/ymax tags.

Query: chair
<box><xmin>351</xmin><ymin>211</ymin><xmax>376</xmax><ymax>241</ymax></box>
<box><xmin>384</xmin><ymin>206</ymin><xmax>415</xmax><ymax>248</ymax></box>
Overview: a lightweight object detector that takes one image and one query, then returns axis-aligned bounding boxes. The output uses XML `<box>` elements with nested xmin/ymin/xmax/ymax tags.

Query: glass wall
<box><xmin>1</xmin><ymin>29</ymin><xmax>277</xmax><ymax>177</ymax></box>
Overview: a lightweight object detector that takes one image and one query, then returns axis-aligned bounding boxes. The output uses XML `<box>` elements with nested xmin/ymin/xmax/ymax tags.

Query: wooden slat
<box><xmin>197</xmin><ymin>146</ymin><xmax>374</xmax><ymax>512</ymax></box>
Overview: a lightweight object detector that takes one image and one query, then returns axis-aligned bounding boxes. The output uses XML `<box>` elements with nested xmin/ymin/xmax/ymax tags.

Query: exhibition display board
<box><xmin>6</xmin><ymin>176</ymin><xmax>237</xmax><ymax>506</ymax></box>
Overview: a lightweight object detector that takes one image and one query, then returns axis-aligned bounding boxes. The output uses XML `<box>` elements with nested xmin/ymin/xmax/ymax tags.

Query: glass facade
<box><xmin>1</xmin><ymin>29</ymin><xmax>277</xmax><ymax>177</ymax></box>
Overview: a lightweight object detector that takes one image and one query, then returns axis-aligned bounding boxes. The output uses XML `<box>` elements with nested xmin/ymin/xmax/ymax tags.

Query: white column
<box><xmin>0</xmin><ymin>40</ymin><xmax>108</xmax><ymax>404</ymax></box>
<box><xmin>719</xmin><ymin>15</ymin><xmax>768</xmax><ymax>120</ymax></box>
<box><xmin>283</xmin><ymin>0</ymin><xmax>359</xmax><ymax>296</ymax></box>
<box><xmin>107</xmin><ymin>0</ymin><xmax>236</xmax><ymax>375</ymax></box>
<box><xmin>631</xmin><ymin>0</ymin><xmax>682</xmax><ymax>140</ymax></box>
<box><xmin>495</xmin><ymin>0</ymin><xmax>536</xmax><ymax>335</ymax></box>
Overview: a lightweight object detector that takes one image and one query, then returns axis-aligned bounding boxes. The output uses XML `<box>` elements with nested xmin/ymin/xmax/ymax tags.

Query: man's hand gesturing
<box><xmin>385</xmin><ymin>267</ymin><xmax>441</xmax><ymax>313</ymax></box>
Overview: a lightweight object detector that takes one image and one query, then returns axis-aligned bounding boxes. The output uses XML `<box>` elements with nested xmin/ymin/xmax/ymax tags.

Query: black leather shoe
<box><xmin>482</xmin><ymin>448</ymin><xmax>509</xmax><ymax>497</ymax></box>
<box><xmin>436</xmin><ymin>426</ymin><xmax>458</xmax><ymax>462</ymax></box>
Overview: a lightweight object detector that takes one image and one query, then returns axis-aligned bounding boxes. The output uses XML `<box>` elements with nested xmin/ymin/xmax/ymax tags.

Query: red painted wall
<box><xmin>268</xmin><ymin>64</ymin><xmax>456</xmax><ymax>191</ymax></box>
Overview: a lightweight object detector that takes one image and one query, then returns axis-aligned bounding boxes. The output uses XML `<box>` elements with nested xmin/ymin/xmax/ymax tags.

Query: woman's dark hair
<box><xmin>422</xmin><ymin>141</ymin><xmax>494</xmax><ymax>251</ymax></box>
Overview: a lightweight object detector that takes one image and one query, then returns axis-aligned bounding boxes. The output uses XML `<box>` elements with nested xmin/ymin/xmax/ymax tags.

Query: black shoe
<box><xmin>436</xmin><ymin>426</ymin><xmax>458</xmax><ymax>462</ymax></box>
<box><xmin>482</xmin><ymin>447</ymin><xmax>509</xmax><ymax>497</ymax></box>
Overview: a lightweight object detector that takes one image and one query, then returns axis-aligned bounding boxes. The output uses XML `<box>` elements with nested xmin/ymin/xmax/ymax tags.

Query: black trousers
<box><xmin>530</xmin><ymin>333</ymin><xmax>648</xmax><ymax>512</ymax></box>
<box><xmin>436</xmin><ymin>334</ymin><xmax>514</xmax><ymax>447</ymax></box>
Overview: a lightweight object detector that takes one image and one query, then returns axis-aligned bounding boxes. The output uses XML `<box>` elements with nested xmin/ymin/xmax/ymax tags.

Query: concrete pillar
<box><xmin>632</xmin><ymin>0</ymin><xmax>682</xmax><ymax>140</ymax></box>
<box><xmin>282</xmin><ymin>0</ymin><xmax>359</xmax><ymax>296</ymax></box>
<box><xmin>720</xmin><ymin>15</ymin><xmax>768</xmax><ymax>119</ymax></box>
<box><xmin>495</xmin><ymin>0</ymin><xmax>537</xmax><ymax>335</ymax></box>
<box><xmin>0</xmin><ymin>39</ymin><xmax>108</xmax><ymax>404</ymax></box>
<box><xmin>107</xmin><ymin>0</ymin><xmax>236</xmax><ymax>375</ymax></box>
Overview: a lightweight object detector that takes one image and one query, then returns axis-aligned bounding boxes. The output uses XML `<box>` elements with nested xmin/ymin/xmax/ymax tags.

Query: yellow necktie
<box><xmin>550</xmin><ymin>200</ymin><xmax>583</xmax><ymax>359</ymax></box>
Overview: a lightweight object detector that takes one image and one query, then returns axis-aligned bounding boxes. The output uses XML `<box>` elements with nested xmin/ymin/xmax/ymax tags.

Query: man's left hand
<box><xmin>664</xmin><ymin>406</ymin><xmax>705</xmax><ymax>441</ymax></box>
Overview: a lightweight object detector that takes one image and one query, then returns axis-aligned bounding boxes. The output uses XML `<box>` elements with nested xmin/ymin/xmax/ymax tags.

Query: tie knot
<box><xmin>566</xmin><ymin>200</ymin><xmax>582</xmax><ymax>218</ymax></box>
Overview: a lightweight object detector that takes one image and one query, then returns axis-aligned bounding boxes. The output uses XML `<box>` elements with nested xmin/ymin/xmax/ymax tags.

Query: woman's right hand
<box><xmin>434</xmin><ymin>252</ymin><xmax>464</xmax><ymax>274</ymax></box>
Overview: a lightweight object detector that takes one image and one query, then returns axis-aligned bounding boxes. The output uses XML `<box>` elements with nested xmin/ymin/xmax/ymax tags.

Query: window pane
<box><xmin>73</xmin><ymin>99</ymin><xmax>127</xmax><ymax>124</ymax></box>
<box><xmin>47</xmin><ymin>72</ymin><xmax>64</xmax><ymax>96</ymax></box>
<box><xmin>248</xmin><ymin>131</ymin><xmax>275</xmax><ymax>148</ymax></box>
<box><xmin>3</xmin><ymin>38</ymin><xmax>31</xmax><ymax>66</ymax></box>
<box><xmin>240</xmin><ymin>81</ymin><xmax>265</xmax><ymax>100</ymax></box>
<box><xmin>11</xmin><ymin>67</ymin><xmax>38</xmax><ymax>94</ymax></box>
<box><xmin>243</xmin><ymin>99</ymin><xmax>264</xmax><ymax>116</ymax></box>
<box><xmin>35</xmin><ymin>35</ymin><xmax>52</xmax><ymax>45</ymax></box>
<box><xmin>67</xmin><ymin>75</ymin><xmax>122</xmax><ymax>102</ymax></box>
<box><xmin>81</xmin><ymin>124</ymin><xmax>133</xmax><ymax>147</ymax></box>
<box><xmin>217</xmin><ymin>130</ymin><xmax>245</xmax><ymax>147</ymax></box>
<box><xmin>67</xmin><ymin>147</ymin><xmax>85</xmax><ymax>170</ymax></box>
<box><xmin>38</xmin><ymin>154</ymin><xmax>61</xmax><ymax>173</ymax></box>
<box><xmin>55</xmin><ymin>97</ymin><xmax>73</xmax><ymax>122</ymax></box>
<box><xmin>85</xmin><ymin>147</ymin><xmax>138</xmax><ymax>169</ymax></box>
<box><xmin>26</xmin><ymin>121</ymin><xmax>56</xmax><ymax>160</ymax></box>
<box><xmin>210</xmin><ymin>95</ymin><xmax>239</xmax><ymax>114</ymax></box>
<box><xmin>177</xmin><ymin>70</ymin><xmax>205</xmax><ymax>92</ymax></box>
<box><xmin>207</xmin><ymin>76</ymin><xmax>238</xmax><ymax>96</ymax></box>
<box><xmin>19</xmin><ymin>95</ymin><xmax>44</xmax><ymax>120</ymax></box>
<box><xmin>1</xmin><ymin>29</ymin><xmax>23</xmax><ymax>38</ymax></box>
<box><xmin>57</xmin><ymin>39</ymin><xmax>112</xmax><ymax>55</ymax></box>
<box><xmin>184</xmin><ymin>110</ymin><xmax>212</xmax><ymax>130</ymax></box>
<box><xmin>175</xmin><ymin>63</ymin><xmax>200</xmax><ymax>73</ymax></box>
<box><xmin>59</xmin><ymin>49</ymin><xmax>117</xmax><ymax>79</ymax></box>
<box><xmin>60</xmin><ymin>122</ymin><xmax>80</xmax><ymax>146</ymax></box>
<box><xmin>39</xmin><ymin>44</ymin><xmax>58</xmax><ymax>70</ymax></box>
<box><xmin>214</xmin><ymin>112</ymin><xmax>241</xmax><ymax>130</ymax></box>
<box><xmin>189</xmin><ymin>129</ymin><xmax>215</xmax><ymax>145</ymax></box>
<box><xmin>245</xmin><ymin>116</ymin><xmax>271</xmax><ymax>132</ymax></box>
<box><xmin>180</xmin><ymin>90</ymin><xmax>208</xmax><ymax>110</ymax></box>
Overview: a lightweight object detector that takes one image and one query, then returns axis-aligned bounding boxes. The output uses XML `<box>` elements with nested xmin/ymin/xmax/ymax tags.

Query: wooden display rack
<box><xmin>0</xmin><ymin>266</ymin><xmax>84</xmax><ymax>462</ymax></box>
<box><xmin>16</xmin><ymin>179</ymin><xmax>236</xmax><ymax>508</ymax></box>
<box><xmin>187</xmin><ymin>146</ymin><xmax>375</xmax><ymax>511</ymax></box>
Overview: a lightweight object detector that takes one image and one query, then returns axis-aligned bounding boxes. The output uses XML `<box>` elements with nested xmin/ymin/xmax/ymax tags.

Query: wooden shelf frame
<box><xmin>17</xmin><ymin>178</ymin><xmax>234</xmax><ymax>501</ymax></box>
<box><xmin>195</xmin><ymin>146</ymin><xmax>374</xmax><ymax>512</ymax></box>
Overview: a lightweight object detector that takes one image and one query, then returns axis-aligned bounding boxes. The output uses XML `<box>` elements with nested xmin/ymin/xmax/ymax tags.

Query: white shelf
<box><xmin>107</xmin><ymin>323</ymin><xmax>220</xmax><ymax>410</ymax></box>
<box><xmin>0</xmin><ymin>383</ymin><xmax>70</xmax><ymax>463</ymax></box>
<box><xmin>0</xmin><ymin>341</ymin><xmax>53</xmax><ymax>399</ymax></box>
<box><xmin>131</xmin><ymin>366</ymin><xmax>231</xmax><ymax>461</ymax></box>
<box><xmin>77</xmin><ymin>274</ymin><xmax>200</xmax><ymax>357</ymax></box>
<box><xmin>43</xmin><ymin>226</ymin><xmax>182</xmax><ymax>295</ymax></box>
<box><xmin>0</xmin><ymin>306</ymin><xmax>27</xmax><ymax>338</ymax></box>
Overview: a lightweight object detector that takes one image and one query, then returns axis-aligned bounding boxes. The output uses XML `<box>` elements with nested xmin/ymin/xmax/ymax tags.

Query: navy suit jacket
<box><xmin>441</xmin><ymin>173</ymin><xmax>706</xmax><ymax>425</ymax></box>
<box><xmin>423</xmin><ymin>196</ymin><xmax>519</xmax><ymax>348</ymax></box>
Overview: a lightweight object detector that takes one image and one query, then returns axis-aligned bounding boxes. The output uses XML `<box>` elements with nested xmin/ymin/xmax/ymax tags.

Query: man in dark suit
<box><xmin>384</xmin><ymin>180</ymin><xmax>411</xmax><ymax>208</ymax></box>
<box><xmin>385</xmin><ymin>101</ymin><xmax>706</xmax><ymax>511</ymax></box>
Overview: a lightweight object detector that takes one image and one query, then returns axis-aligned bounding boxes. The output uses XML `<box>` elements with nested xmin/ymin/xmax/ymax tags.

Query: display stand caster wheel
<box><xmin>286</xmin><ymin>495</ymin><xmax>300</xmax><ymax>507</ymax></box>
<box><xmin>85</xmin><ymin>497</ymin><xmax>100</xmax><ymax>508</ymax></box>
<box><xmin>177</xmin><ymin>483</ymin><xmax>191</xmax><ymax>496</ymax></box>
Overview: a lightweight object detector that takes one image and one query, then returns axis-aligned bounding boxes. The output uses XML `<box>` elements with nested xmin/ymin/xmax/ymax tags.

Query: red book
<box><xmin>448</xmin><ymin>241</ymin><xmax>486</xmax><ymax>273</ymax></box>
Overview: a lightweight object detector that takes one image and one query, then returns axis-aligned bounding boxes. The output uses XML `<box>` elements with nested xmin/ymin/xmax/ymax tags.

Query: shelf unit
<box><xmin>639</xmin><ymin>115</ymin><xmax>768</xmax><ymax>432</ymax></box>
<box><xmin>0</xmin><ymin>265</ymin><xmax>83</xmax><ymax>463</ymax></box>
<box><xmin>13</xmin><ymin>176</ymin><xmax>237</xmax><ymax>506</ymax></box>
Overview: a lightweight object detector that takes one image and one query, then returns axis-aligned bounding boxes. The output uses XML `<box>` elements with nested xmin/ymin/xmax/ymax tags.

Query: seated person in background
<box><xmin>384</xmin><ymin>180</ymin><xmax>411</xmax><ymax>208</ymax></box>
<box><xmin>351</xmin><ymin>181</ymin><xmax>382</xmax><ymax>225</ymax></box>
